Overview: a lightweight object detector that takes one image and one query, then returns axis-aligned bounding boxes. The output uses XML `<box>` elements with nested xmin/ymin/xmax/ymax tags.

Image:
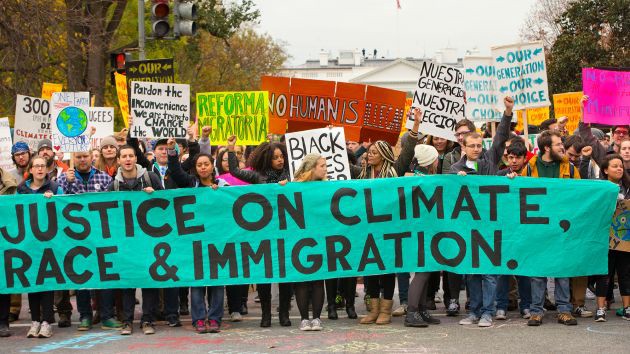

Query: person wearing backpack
<box><xmin>107</xmin><ymin>145</ymin><xmax>163</xmax><ymax>336</ymax></box>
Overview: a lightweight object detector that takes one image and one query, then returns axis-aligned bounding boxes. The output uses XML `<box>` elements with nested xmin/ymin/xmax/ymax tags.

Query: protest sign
<box><xmin>464</xmin><ymin>57</ymin><xmax>502</xmax><ymax>121</ymax></box>
<box><xmin>88</xmin><ymin>107</ymin><xmax>115</xmax><ymax>149</ymax></box>
<box><xmin>515</xmin><ymin>106</ymin><xmax>550</xmax><ymax>132</ymax></box>
<box><xmin>196</xmin><ymin>91</ymin><xmax>269</xmax><ymax>145</ymax></box>
<box><xmin>553</xmin><ymin>92</ymin><xmax>583</xmax><ymax>133</ymax></box>
<box><xmin>400</xmin><ymin>97</ymin><xmax>413</xmax><ymax>136</ymax></box>
<box><xmin>262</xmin><ymin>76</ymin><xmax>406</xmax><ymax>145</ymax></box>
<box><xmin>13</xmin><ymin>95</ymin><xmax>53</xmax><ymax>151</ymax></box>
<box><xmin>41</xmin><ymin>83</ymin><xmax>63</xmax><ymax>101</ymax></box>
<box><xmin>285</xmin><ymin>127</ymin><xmax>351</xmax><ymax>181</ymax></box>
<box><xmin>125</xmin><ymin>58</ymin><xmax>174</xmax><ymax>84</ymax></box>
<box><xmin>50</xmin><ymin>92</ymin><xmax>91</xmax><ymax>153</ymax></box>
<box><xmin>408</xmin><ymin>61</ymin><xmax>466</xmax><ymax>141</ymax></box>
<box><xmin>114</xmin><ymin>72</ymin><xmax>130</xmax><ymax>128</ymax></box>
<box><xmin>129</xmin><ymin>81</ymin><xmax>190</xmax><ymax>138</ymax></box>
<box><xmin>610</xmin><ymin>200</ymin><xmax>630</xmax><ymax>253</ymax></box>
<box><xmin>582</xmin><ymin>68</ymin><xmax>630</xmax><ymax>125</ymax></box>
<box><xmin>0</xmin><ymin>118</ymin><xmax>13</xmax><ymax>171</ymax></box>
<box><xmin>492</xmin><ymin>42</ymin><xmax>549</xmax><ymax>110</ymax></box>
<box><xmin>0</xmin><ymin>175</ymin><xmax>617</xmax><ymax>293</ymax></box>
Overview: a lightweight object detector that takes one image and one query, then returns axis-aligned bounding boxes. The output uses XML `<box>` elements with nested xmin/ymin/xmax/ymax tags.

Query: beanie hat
<box><xmin>591</xmin><ymin>128</ymin><xmax>605</xmax><ymax>141</ymax></box>
<box><xmin>374</xmin><ymin>140</ymin><xmax>395</xmax><ymax>164</ymax></box>
<box><xmin>37</xmin><ymin>139</ymin><xmax>52</xmax><ymax>152</ymax></box>
<box><xmin>11</xmin><ymin>141</ymin><xmax>30</xmax><ymax>155</ymax></box>
<box><xmin>414</xmin><ymin>144</ymin><xmax>439</xmax><ymax>168</ymax></box>
<box><xmin>99</xmin><ymin>136</ymin><xmax>118</xmax><ymax>150</ymax></box>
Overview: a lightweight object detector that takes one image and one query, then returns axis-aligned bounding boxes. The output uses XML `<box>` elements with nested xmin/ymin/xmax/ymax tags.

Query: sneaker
<box><xmin>521</xmin><ymin>309</ymin><xmax>532</xmax><ymax>319</ymax></box>
<box><xmin>495</xmin><ymin>309</ymin><xmax>507</xmax><ymax>320</ymax></box>
<box><xmin>586</xmin><ymin>288</ymin><xmax>596</xmax><ymax>300</ymax></box>
<box><xmin>404</xmin><ymin>311</ymin><xmax>429</xmax><ymax>328</ymax></box>
<box><xmin>310</xmin><ymin>318</ymin><xmax>323</xmax><ymax>331</ymax></box>
<box><xmin>194</xmin><ymin>320</ymin><xmax>207</xmax><ymax>334</ymax></box>
<box><xmin>141</xmin><ymin>322</ymin><xmax>155</xmax><ymax>335</ymax></box>
<box><xmin>557</xmin><ymin>312</ymin><xmax>577</xmax><ymax>325</ymax></box>
<box><xmin>594</xmin><ymin>308</ymin><xmax>606</xmax><ymax>322</ymax></box>
<box><xmin>26</xmin><ymin>321</ymin><xmax>40</xmax><ymax>338</ymax></box>
<box><xmin>120</xmin><ymin>323</ymin><xmax>133</xmax><ymax>335</ymax></box>
<box><xmin>77</xmin><ymin>318</ymin><xmax>92</xmax><ymax>331</ymax></box>
<box><xmin>573</xmin><ymin>306</ymin><xmax>593</xmax><ymax>318</ymax></box>
<box><xmin>101</xmin><ymin>318</ymin><xmax>123</xmax><ymax>330</ymax></box>
<box><xmin>0</xmin><ymin>323</ymin><xmax>10</xmax><ymax>337</ymax></box>
<box><xmin>616</xmin><ymin>307</ymin><xmax>623</xmax><ymax>317</ymax></box>
<box><xmin>459</xmin><ymin>315</ymin><xmax>479</xmax><ymax>325</ymax></box>
<box><xmin>230</xmin><ymin>312</ymin><xmax>243</xmax><ymax>322</ymax></box>
<box><xmin>419</xmin><ymin>311</ymin><xmax>440</xmax><ymax>325</ymax></box>
<box><xmin>528</xmin><ymin>314</ymin><xmax>543</xmax><ymax>326</ymax></box>
<box><xmin>167</xmin><ymin>316</ymin><xmax>182</xmax><ymax>327</ymax></box>
<box><xmin>38</xmin><ymin>321</ymin><xmax>52</xmax><ymax>338</ymax></box>
<box><xmin>392</xmin><ymin>304</ymin><xmax>407</xmax><ymax>317</ymax></box>
<box><xmin>207</xmin><ymin>320</ymin><xmax>220</xmax><ymax>333</ymax></box>
<box><xmin>446</xmin><ymin>299</ymin><xmax>460</xmax><ymax>317</ymax></box>
<box><xmin>478</xmin><ymin>315</ymin><xmax>493</xmax><ymax>327</ymax></box>
<box><xmin>623</xmin><ymin>307</ymin><xmax>630</xmax><ymax>321</ymax></box>
<box><xmin>300</xmin><ymin>319</ymin><xmax>312</xmax><ymax>331</ymax></box>
<box><xmin>57</xmin><ymin>314</ymin><xmax>71</xmax><ymax>328</ymax></box>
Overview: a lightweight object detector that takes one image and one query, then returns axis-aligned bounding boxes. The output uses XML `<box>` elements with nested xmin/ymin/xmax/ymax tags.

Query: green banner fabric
<box><xmin>0</xmin><ymin>175</ymin><xmax>618</xmax><ymax>293</ymax></box>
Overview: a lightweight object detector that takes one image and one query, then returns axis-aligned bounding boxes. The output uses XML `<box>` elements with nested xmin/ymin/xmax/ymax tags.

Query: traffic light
<box><xmin>109</xmin><ymin>52</ymin><xmax>133</xmax><ymax>85</ymax></box>
<box><xmin>174</xmin><ymin>0</ymin><xmax>197</xmax><ymax>37</ymax></box>
<box><xmin>151</xmin><ymin>0</ymin><xmax>171</xmax><ymax>38</ymax></box>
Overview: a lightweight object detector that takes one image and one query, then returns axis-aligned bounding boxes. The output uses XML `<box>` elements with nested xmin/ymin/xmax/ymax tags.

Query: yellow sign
<box><xmin>553</xmin><ymin>91</ymin><xmax>583</xmax><ymax>134</ymax></box>
<box><xmin>41</xmin><ymin>82</ymin><xmax>63</xmax><ymax>100</ymax></box>
<box><xmin>196</xmin><ymin>91</ymin><xmax>269</xmax><ymax>145</ymax></box>
<box><xmin>515</xmin><ymin>107</ymin><xmax>550</xmax><ymax>132</ymax></box>
<box><xmin>115</xmin><ymin>73</ymin><xmax>130</xmax><ymax>128</ymax></box>
<box><xmin>401</xmin><ymin>98</ymin><xmax>412</xmax><ymax>136</ymax></box>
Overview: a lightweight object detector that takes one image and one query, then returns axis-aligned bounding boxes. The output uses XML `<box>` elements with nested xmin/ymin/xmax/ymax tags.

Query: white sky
<box><xmin>253</xmin><ymin>0</ymin><xmax>539</xmax><ymax>65</ymax></box>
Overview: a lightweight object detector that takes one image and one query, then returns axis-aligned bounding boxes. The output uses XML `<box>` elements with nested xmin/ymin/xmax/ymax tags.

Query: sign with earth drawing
<box><xmin>51</xmin><ymin>92</ymin><xmax>91</xmax><ymax>153</ymax></box>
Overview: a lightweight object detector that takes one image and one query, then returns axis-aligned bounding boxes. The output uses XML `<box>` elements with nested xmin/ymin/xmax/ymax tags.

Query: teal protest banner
<box><xmin>0</xmin><ymin>175</ymin><xmax>618</xmax><ymax>293</ymax></box>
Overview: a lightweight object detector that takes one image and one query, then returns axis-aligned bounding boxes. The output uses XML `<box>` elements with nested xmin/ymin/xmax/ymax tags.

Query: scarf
<box><xmin>359</xmin><ymin>140</ymin><xmax>398</xmax><ymax>179</ymax></box>
<box><xmin>264</xmin><ymin>168</ymin><xmax>289</xmax><ymax>184</ymax></box>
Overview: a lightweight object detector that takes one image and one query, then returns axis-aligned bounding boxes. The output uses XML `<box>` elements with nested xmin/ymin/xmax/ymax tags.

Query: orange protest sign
<box><xmin>515</xmin><ymin>106</ymin><xmax>550</xmax><ymax>132</ymax></box>
<box><xmin>114</xmin><ymin>72</ymin><xmax>130</xmax><ymax>128</ymax></box>
<box><xmin>41</xmin><ymin>82</ymin><xmax>63</xmax><ymax>100</ymax></box>
<box><xmin>553</xmin><ymin>92</ymin><xmax>583</xmax><ymax>134</ymax></box>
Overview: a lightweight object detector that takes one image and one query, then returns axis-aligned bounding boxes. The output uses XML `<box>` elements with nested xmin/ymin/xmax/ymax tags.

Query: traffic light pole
<box><xmin>138</xmin><ymin>0</ymin><xmax>146</xmax><ymax>60</ymax></box>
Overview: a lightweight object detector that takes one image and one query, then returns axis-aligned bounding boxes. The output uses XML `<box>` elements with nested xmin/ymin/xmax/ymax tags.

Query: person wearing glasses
<box><xmin>441</xmin><ymin>119</ymin><xmax>478</xmax><ymax>174</ymax></box>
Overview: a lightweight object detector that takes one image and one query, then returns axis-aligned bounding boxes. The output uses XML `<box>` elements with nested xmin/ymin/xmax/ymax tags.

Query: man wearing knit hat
<box><xmin>9</xmin><ymin>142</ymin><xmax>31</xmax><ymax>183</ymax></box>
<box><xmin>37</xmin><ymin>138</ymin><xmax>68</xmax><ymax>181</ymax></box>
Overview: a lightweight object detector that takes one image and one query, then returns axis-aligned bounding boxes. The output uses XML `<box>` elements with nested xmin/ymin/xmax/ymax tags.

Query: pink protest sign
<box><xmin>582</xmin><ymin>68</ymin><xmax>630</xmax><ymax>125</ymax></box>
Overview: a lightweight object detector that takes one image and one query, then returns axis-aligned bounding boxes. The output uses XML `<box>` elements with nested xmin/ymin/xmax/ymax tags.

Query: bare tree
<box><xmin>520</xmin><ymin>0</ymin><xmax>573</xmax><ymax>49</ymax></box>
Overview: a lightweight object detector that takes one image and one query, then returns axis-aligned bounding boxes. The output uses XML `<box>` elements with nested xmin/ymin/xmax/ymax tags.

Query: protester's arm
<box><xmin>487</xmin><ymin>96</ymin><xmax>514</xmax><ymax>166</ymax></box>
<box><xmin>354</xmin><ymin>145</ymin><xmax>367</xmax><ymax>158</ymax></box>
<box><xmin>226</xmin><ymin>135</ymin><xmax>261</xmax><ymax>184</ymax></box>
<box><xmin>198</xmin><ymin>126</ymin><xmax>212</xmax><ymax>156</ymax></box>
<box><xmin>181</xmin><ymin>141</ymin><xmax>200</xmax><ymax>172</ymax></box>
<box><xmin>577</xmin><ymin>96</ymin><xmax>606</xmax><ymax>166</ymax></box>
<box><xmin>126</xmin><ymin>119</ymin><xmax>152</xmax><ymax>169</ymax></box>
<box><xmin>393</xmin><ymin>108</ymin><xmax>422</xmax><ymax>176</ymax></box>
<box><xmin>167</xmin><ymin>140</ymin><xmax>196</xmax><ymax>188</ymax></box>
<box><xmin>56</xmin><ymin>159</ymin><xmax>69</xmax><ymax>172</ymax></box>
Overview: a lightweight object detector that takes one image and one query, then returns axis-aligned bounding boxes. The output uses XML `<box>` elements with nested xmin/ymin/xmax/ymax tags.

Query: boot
<box><xmin>376</xmin><ymin>299</ymin><xmax>393</xmax><ymax>325</ymax></box>
<box><xmin>346</xmin><ymin>305</ymin><xmax>358</xmax><ymax>319</ymax></box>
<box><xmin>360</xmin><ymin>298</ymin><xmax>380</xmax><ymax>324</ymax></box>
<box><xmin>278</xmin><ymin>311</ymin><xmax>291</xmax><ymax>326</ymax></box>
<box><xmin>404</xmin><ymin>311</ymin><xmax>428</xmax><ymax>327</ymax></box>
<box><xmin>327</xmin><ymin>304</ymin><xmax>338</xmax><ymax>320</ymax></box>
<box><xmin>260</xmin><ymin>299</ymin><xmax>271</xmax><ymax>328</ymax></box>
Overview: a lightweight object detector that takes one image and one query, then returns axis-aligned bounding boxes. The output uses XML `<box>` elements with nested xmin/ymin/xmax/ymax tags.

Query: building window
<box><xmin>301</xmin><ymin>72</ymin><xmax>318</xmax><ymax>78</ymax></box>
<box><xmin>327</xmin><ymin>72</ymin><xmax>342</xmax><ymax>78</ymax></box>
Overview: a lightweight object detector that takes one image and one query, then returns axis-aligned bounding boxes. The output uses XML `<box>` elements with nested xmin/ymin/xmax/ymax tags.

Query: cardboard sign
<box><xmin>464</xmin><ymin>57</ymin><xmax>502</xmax><ymax>121</ymax></box>
<box><xmin>196</xmin><ymin>91</ymin><xmax>269</xmax><ymax>145</ymax></box>
<box><xmin>0</xmin><ymin>118</ymin><xmax>13</xmax><ymax>171</ymax></box>
<box><xmin>129</xmin><ymin>81</ymin><xmax>190</xmax><ymax>138</ymax></box>
<box><xmin>0</xmin><ymin>175</ymin><xmax>618</xmax><ymax>293</ymax></box>
<box><xmin>553</xmin><ymin>92</ymin><xmax>583</xmax><ymax>133</ymax></box>
<box><xmin>408</xmin><ymin>61</ymin><xmax>466</xmax><ymax>141</ymax></box>
<box><xmin>114</xmin><ymin>72</ymin><xmax>130</xmax><ymax>128</ymax></box>
<box><xmin>262</xmin><ymin>76</ymin><xmax>406</xmax><ymax>145</ymax></box>
<box><xmin>582</xmin><ymin>68</ymin><xmax>630</xmax><ymax>125</ymax></box>
<box><xmin>125</xmin><ymin>58</ymin><xmax>174</xmax><ymax>83</ymax></box>
<box><xmin>88</xmin><ymin>107</ymin><xmax>115</xmax><ymax>149</ymax></box>
<box><xmin>41</xmin><ymin>83</ymin><xmax>63</xmax><ymax>101</ymax></box>
<box><xmin>610</xmin><ymin>200</ymin><xmax>630</xmax><ymax>252</ymax></box>
<box><xmin>13</xmin><ymin>95</ymin><xmax>52</xmax><ymax>151</ymax></box>
<box><xmin>285</xmin><ymin>127</ymin><xmax>351</xmax><ymax>181</ymax></box>
<box><xmin>515</xmin><ymin>107</ymin><xmax>550</xmax><ymax>132</ymax></box>
<box><xmin>50</xmin><ymin>92</ymin><xmax>91</xmax><ymax>153</ymax></box>
<box><xmin>492</xmin><ymin>42</ymin><xmax>550</xmax><ymax>110</ymax></box>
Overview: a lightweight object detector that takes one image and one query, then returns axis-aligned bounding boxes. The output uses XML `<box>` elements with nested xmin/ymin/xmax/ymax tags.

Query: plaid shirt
<box><xmin>57</xmin><ymin>167</ymin><xmax>112</xmax><ymax>194</ymax></box>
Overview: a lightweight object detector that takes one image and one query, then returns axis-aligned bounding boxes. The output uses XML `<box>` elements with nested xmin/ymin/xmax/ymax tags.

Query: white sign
<box><xmin>408</xmin><ymin>61</ymin><xmax>466</xmax><ymax>141</ymax></box>
<box><xmin>0</xmin><ymin>118</ymin><xmax>13</xmax><ymax>171</ymax></box>
<box><xmin>88</xmin><ymin>107</ymin><xmax>115</xmax><ymax>149</ymax></box>
<box><xmin>51</xmin><ymin>92</ymin><xmax>91</xmax><ymax>153</ymax></box>
<box><xmin>285</xmin><ymin>127</ymin><xmax>351</xmax><ymax>181</ymax></box>
<box><xmin>491</xmin><ymin>42</ymin><xmax>550</xmax><ymax>110</ymax></box>
<box><xmin>13</xmin><ymin>95</ymin><xmax>52</xmax><ymax>151</ymax></box>
<box><xmin>464</xmin><ymin>57</ymin><xmax>503</xmax><ymax>121</ymax></box>
<box><xmin>129</xmin><ymin>81</ymin><xmax>190</xmax><ymax>138</ymax></box>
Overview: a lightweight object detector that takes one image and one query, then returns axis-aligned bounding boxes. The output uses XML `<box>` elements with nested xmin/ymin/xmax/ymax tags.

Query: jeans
<box><xmin>496</xmin><ymin>276</ymin><xmax>531</xmax><ymax>312</ymax></box>
<box><xmin>466</xmin><ymin>274</ymin><xmax>497</xmax><ymax>318</ymax></box>
<box><xmin>163</xmin><ymin>288</ymin><xmax>180</xmax><ymax>321</ymax></box>
<box><xmin>54</xmin><ymin>290</ymin><xmax>72</xmax><ymax>316</ymax></box>
<box><xmin>226</xmin><ymin>285</ymin><xmax>248</xmax><ymax>313</ymax></box>
<box><xmin>397</xmin><ymin>273</ymin><xmax>410</xmax><ymax>304</ymax></box>
<box><xmin>122</xmin><ymin>288</ymin><xmax>159</xmax><ymax>324</ymax></box>
<box><xmin>77</xmin><ymin>289</ymin><xmax>115</xmax><ymax>321</ymax></box>
<box><xmin>191</xmin><ymin>286</ymin><xmax>224</xmax><ymax>323</ymax></box>
<box><xmin>530</xmin><ymin>277</ymin><xmax>572</xmax><ymax>315</ymax></box>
